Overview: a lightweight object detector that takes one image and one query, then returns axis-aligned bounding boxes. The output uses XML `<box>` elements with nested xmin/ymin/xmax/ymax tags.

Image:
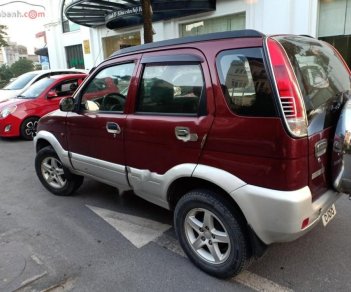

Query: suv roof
<box><xmin>111</xmin><ymin>29</ymin><xmax>265</xmax><ymax>57</ymax></box>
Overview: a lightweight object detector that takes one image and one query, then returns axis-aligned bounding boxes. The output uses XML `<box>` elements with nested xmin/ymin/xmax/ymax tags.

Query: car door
<box><xmin>124</xmin><ymin>49</ymin><xmax>214</xmax><ymax>203</ymax></box>
<box><xmin>65</xmin><ymin>59</ymin><xmax>138</xmax><ymax>189</ymax></box>
<box><xmin>43</xmin><ymin>78</ymin><xmax>84</xmax><ymax>114</ymax></box>
<box><xmin>27</xmin><ymin>77</ymin><xmax>84</xmax><ymax>116</ymax></box>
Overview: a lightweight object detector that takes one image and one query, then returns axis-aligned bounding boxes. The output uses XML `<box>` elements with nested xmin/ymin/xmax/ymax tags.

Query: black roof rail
<box><xmin>110</xmin><ymin>29</ymin><xmax>265</xmax><ymax>58</ymax></box>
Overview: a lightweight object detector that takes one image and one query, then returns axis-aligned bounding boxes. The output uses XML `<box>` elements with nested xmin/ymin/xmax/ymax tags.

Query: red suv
<box><xmin>34</xmin><ymin>30</ymin><xmax>351</xmax><ymax>278</ymax></box>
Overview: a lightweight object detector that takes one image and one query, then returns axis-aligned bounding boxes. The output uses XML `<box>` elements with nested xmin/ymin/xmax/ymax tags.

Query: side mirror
<box><xmin>47</xmin><ymin>90</ymin><xmax>58</xmax><ymax>98</ymax></box>
<box><xmin>59</xmin><ymin>97</ymin><xmax>75</xmax><ymax>112</ymax></box>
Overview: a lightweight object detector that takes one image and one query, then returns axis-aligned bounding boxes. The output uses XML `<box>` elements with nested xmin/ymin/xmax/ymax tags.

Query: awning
<box><xmin>34</xmin><ymin>47</ymin><xmax>49</xmax><ymax>56</ymax></box>
<box><xmin>64</xmin><ymin>0</ymin><xmax>216</xmax><ymax>29</ymax></box>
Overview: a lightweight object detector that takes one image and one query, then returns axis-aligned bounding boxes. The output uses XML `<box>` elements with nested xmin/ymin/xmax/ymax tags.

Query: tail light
<box><xmin>266</xmin><ymin>38</ymin><xmax>308</xmax><ymax>137</ymax></box>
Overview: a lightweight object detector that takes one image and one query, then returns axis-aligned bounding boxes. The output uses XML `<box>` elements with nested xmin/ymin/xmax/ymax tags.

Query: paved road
<box><xmin>0</xmin><ymin>138</ymin><xmax>350</xmax><ymax>291</ymax></box>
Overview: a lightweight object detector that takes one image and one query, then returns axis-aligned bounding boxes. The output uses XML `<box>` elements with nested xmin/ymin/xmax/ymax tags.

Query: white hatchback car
<box><xmin>0</xmin><ymin>69</ymin><xmax>87</xmax><ymax>102</ymax></box>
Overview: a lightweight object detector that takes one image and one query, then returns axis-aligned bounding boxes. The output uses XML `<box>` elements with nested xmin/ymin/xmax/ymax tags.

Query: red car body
<box><xmin>0</xmin><ymin>73</ymin><xmax>86</xmax><ymax>139</ymax></box>
<box><xmin>34</xmin><ymin>30</ymin><xmax>351</xmax><ymax>278</ymax></box>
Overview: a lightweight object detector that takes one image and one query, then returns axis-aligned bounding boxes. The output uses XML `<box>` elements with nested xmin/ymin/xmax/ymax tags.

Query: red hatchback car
<box><xmin>0</xmin><ymin>73</ymin><xmax>86</xmax><ymax>140</ymax></box>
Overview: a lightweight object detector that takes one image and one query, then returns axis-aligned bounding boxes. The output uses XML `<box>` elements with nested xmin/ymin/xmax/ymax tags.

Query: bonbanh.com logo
<box><xmin>0</xmin><ymin>1</ymin><xmax>45</xmax><ymax>20</ymax></box>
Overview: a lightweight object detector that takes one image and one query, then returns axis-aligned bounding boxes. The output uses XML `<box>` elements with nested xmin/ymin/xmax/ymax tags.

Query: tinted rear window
<box><xmin>275</xmin><ymin>36</ymin><xmax>351</xmax><ymax>120</ymax></box>
<box><xmin>216</xmin><ymin>48</ymin><xmax>276</xmax><ymax>117</ymax></box>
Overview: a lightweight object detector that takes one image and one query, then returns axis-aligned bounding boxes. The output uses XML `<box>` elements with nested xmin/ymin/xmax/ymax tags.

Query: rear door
<box><xmin>276</xmin><ymin>36</ymin><xmax>351</xmax><ymax>199</ymax></box>
<box><xmin>124</xmin><ymin>49</ymin><xmax>214</xmax><ymax>196</ymax></box>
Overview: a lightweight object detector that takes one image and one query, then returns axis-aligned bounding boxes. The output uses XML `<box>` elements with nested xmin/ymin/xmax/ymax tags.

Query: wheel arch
<box><xmin>34</xmin><ymin>130</ymin><xmax>71</xmax><ymax>168</ymax></box>
<box><xmin>21</xmin><ymin>115</ymin><xmax>41</xmax><ymax>126</ymax></box>
<box><xmin>35</xmin><ymin>137</ymin><xmax>52</xmax><ymax>153</ymax></box>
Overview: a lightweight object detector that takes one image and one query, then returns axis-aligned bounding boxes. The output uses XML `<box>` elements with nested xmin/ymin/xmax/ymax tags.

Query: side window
<box><xmin>53</xmin><ymin>79</ymin><xmax>80</xmax><ymax>97</ymax></box>
<box><xmin>80</xmin><ymin>63</ymin><xmax>135</xmax><ymax>112</ymax></box>
<box><xmin>136</xmin><ymin>64</ymin><xmax>204</xmax><ymax>115</ymax></box>
<box><xmin>216</xmin><ymin>48</ymin><xmax>276</xmax><ymax>117</ymax></box>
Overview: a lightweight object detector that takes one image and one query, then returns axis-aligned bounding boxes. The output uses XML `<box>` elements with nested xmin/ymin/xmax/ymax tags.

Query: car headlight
<box><xmin>0</xmin><ymin>105</ymin><xmax>17</xmax><ymax>118</ymax></box>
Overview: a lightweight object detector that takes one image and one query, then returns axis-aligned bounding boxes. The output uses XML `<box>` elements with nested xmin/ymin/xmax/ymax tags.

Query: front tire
<box><xmin>35</xmin><ymin>146</ymin><xmax>83</xmax><ymax>196</ymax></box>
<box><xmin>174</xmin><ymin>189</ymin><xmax>249</xmax><ymax>278</ymax></box>
<box><xmin>20</xmin><ymin>117</ymin><xmax>39</xmax><ymax>140</ymax></box>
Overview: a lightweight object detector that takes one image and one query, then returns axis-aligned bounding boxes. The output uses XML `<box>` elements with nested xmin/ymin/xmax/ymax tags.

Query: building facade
<box><xmin>45</xmin><ymin>0</ymin><xmax>351</xmax><ymax>70</ymax></box>
<box><xmin>0</xmin><ymin>40</ymin><xmax>29</xmax><ymax>66</ymax></box>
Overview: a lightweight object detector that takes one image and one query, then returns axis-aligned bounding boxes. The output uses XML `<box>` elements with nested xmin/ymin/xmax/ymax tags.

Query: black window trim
<box><xmin>141</xmin><ymin>54</ymin><xmax>204</xmax><ymax>64</ymax></box>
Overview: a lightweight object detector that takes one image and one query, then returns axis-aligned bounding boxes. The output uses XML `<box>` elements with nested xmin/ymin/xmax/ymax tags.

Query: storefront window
<box><xmin>318</xmin><ymin>0</ymin><xmax>351</xmax><ymax>68</ymax></box>
<box><xmin>102</xmin><ymin>32</ymin><xmax>141</xmax><ymax>58</ymax></box>
<box><xmin>318</xmin><ymin>0</ymin><xmax>351</xmax><ymax>37</ymax></box>
<box><xmin>62</xmin><ymin>2</ymin><xmax>80</xmax><ymax>33</ymax></box>
<box><xmin>65</xmin><ymin>45</ymin><xmax>85</xmax><ymax>69</ymax></box>
<box><xmin>62</xmin><ymin>20</ymin><xmax>80</xmax><ymax>33</ymax></box>
<box><xmin>180</xmin><ymin>13</ymin><xmax>246</xmax><ymax>37</ymax></box>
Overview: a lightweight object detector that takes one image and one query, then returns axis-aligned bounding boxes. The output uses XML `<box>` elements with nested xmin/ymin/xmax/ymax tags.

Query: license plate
<box><xmin>322</xmin><ymin>204</ymin><xmax>336</xmax><ymax>227</ymax></box>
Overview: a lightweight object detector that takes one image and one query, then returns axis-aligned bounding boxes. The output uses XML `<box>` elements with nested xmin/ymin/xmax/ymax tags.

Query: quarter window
<box><xmin>137</xmin><ymin>64</ymin><xmax>204</xmax><ymax>115</ymax></box>
<box><xmin>80</xmin><ymin>63</ymin><xmax>135</xmax><ymax>112</ymax></box>
<box><xmin>216</xmin><ymin>48</ymin><xmax>276</xmax><ymax>117</ymax></box>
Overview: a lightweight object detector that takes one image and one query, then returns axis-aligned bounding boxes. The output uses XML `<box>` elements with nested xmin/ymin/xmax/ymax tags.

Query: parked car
<box><xmin>34</xmin><ymin>30</ymin><xmax>351</xmax><ymax>278</ymax></box>
<box><xmin>0</xmin><ymin>73</ymin><xmax>86</xmax><ymax>140</ymax></box>
<box><xmin>0</xmin><ymin>69</ymin><xmax>87</xmax><ymax>102</ymax></box>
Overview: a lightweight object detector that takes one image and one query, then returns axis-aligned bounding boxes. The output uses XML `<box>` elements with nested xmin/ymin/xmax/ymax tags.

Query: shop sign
<box><xmin>106</xmin><ymin>6</ymin><xmax>142</xmax><ymax>22</ymax></box>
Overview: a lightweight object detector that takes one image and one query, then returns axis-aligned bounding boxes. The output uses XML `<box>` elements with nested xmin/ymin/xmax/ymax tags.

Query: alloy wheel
<box><xmin>24</xmin><ymin>120</ymin><xmax>38</xmax><ymax>138</ymax></box>
<box><xmin>184</xmin><ymin>208</ymin><xmax>231</xmax><ymax>264</ymax></box>
<box><xmin>41</xmin><ymin>156</ymin><xmax>67</xmax><ymax>189</ymax></box>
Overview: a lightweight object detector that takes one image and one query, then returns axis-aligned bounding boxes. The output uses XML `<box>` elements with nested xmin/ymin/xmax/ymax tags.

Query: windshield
<box><xmin>275</xmin><ymin>36</ymin><xmax>351</xmax><ymax>119</ymax></box>
<box><xmin>4</xmin><ymin>72</ymin><xmax>39</xmax><ymax>90</ymax></box>
<box><xmin>19</xmin><ymin>78</ymin><xmax>55</xmax><ymax>99</ymax></box>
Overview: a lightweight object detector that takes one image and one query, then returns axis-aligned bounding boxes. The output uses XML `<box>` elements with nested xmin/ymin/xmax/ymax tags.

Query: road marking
<box><xmin>31</xmin><ymin>254</ymin><xmax>43</xmax><ymax>266</ymax></box>
<box><xmin>234</xmin><ymin>271</ymin><xmax>293</xmax><ymax>292</ymax></box>
<box><xmin>17</xmin><ymin>271</ymin><xmax>47</xmax><ymax>290</ymax></box>
<box><xmin>87</xmin><ymin>205</ymin><xmax>293</xmax><ymax>291</ymax></box>
<box><xmin>154</xmin><ymin>234</ymin><xmax>292</xmax><ymax>291</ymax></box>
<box><xmin>86</xmin><ymin>205</ymin><xmax>171</xmax><ymax>248</ymax></box>
<box><xmin>41</xmin><ymin>277</ymin><xmax>76</xmax><ymax>292</ymax></box>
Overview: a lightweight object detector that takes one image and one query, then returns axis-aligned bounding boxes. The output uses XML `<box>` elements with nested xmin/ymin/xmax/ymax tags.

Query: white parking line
<box><xmin>234</xmin><ymin>271</ymin><xmax>293</xmax><ymax>292</ymax></box>
<box><xmin>88</xmin><ymin>205</ymin><xmax>293</xmax><ymax>292</ymax></box>
<box><xmin>154</xmin><ymin>234</ymin><xmax>293</xmax><ymax>291</ymax></box>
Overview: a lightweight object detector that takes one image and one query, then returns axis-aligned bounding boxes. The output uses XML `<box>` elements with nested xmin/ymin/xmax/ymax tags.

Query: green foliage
<box><xmin>0</xmin><ymin>64</ymin><xmax>13</xmax><ymax>88</ymax></box>
<box><xmin>0</xmin><ymin>24</ymin><xmax>8</xmax><ymax>47</ymax></box>
<box><xmin>10</xmin><ymin>58</ymin><xmax>34</xmax><ymax>77</ymax></box>
<box><xmin>0</xmin><ymin>64</ymin><xmax>13</xmax><ymax>80</ymax></box>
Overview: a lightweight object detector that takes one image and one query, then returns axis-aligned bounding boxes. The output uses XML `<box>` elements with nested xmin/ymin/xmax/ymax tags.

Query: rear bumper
<box><xmin>231</xmin><ymin>185</ymin><xmax>341</xmax><ymax>244</ymax></box>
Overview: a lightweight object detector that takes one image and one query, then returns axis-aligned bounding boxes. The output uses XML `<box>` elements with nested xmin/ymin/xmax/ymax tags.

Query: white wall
<box><xmin>45</xmin><ymin>0</ymin><xmax>96</xmax><ymax>70</ymax></box>
<box><xmin>246</xmin><ymin>0</ymin><xmax>319</xmax><ymax>36</ymax></box>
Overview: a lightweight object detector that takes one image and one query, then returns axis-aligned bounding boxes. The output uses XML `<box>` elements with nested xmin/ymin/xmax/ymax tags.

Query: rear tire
<box><xmin>20</xmin><ymin>117</ymin><xmax>39</xmax><ymax>140</ymax></box>
<box><xmin>35</xmin><ymin>146</ymin><xmax>83</xmax><ymax>196</ymax></box>
<box><xmin>174</xmin><ymin>189</ymin><xmax>249</xmax><ymax>278</ymax></box>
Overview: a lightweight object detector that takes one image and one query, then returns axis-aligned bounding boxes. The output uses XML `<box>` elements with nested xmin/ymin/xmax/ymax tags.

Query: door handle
<box><xmin>106</xmin><ymin>122</ymin><xmax>121</xmax><ymax>134</ymax></box>
<box><xmin>175</xmin><ymin>126</ymin><xmax>198</xmax><ymax>142</ymax></box>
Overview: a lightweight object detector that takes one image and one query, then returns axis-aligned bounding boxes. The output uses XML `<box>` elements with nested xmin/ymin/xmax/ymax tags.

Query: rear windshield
<box><xmin>275</xmin><ymin>36</ymin><xmax>351</xmax><ymax>121</ymax></box>
<box><xmin>4</xmin><ymin>72</ymin><xmax>38</xmax><ymax>90</ymax></box>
